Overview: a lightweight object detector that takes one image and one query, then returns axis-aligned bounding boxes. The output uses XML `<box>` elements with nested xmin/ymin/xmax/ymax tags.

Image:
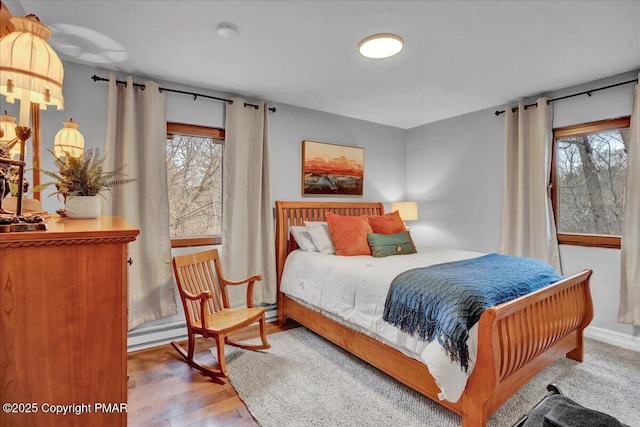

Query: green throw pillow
<box><xmin>367</xmin><ymin>231</ymin><xmax>417</xmax><ymax>258</ymax></box>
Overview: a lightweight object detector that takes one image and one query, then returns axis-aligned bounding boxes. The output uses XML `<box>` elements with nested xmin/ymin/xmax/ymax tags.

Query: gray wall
<box><xmin>1</xmin><ymin>60</ymin><xmax>406</xmax><ymax>213</ymax></box>
<box><xmin>269</xmin><ymin>102</ymin><xmax>406</xmax><ymax>204</ymax></box>
<box><xmin>405</xmin><ymin>70</ymin><xmax>640</xmax><ymax>341</ymax></box>
<box><xmin>405</xmin><ymin>108</ymin><xmax>504</xmax><ymax>254</ymax></box>
<box><xmin>1</xmin><ymin>61</ymin><xmax>406</xmax><ymax>340</ymax></box>
<box><xmin>4</xmin><ymin>58</ymin><xmax>638</xmax><ymax>346</ymax></box>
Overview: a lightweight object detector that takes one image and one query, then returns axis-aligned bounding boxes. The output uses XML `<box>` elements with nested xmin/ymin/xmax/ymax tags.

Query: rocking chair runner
<box><xmin>171</xmin><ymin>249</ymin><xmax>270</xmax><ymax>378</ymax></box>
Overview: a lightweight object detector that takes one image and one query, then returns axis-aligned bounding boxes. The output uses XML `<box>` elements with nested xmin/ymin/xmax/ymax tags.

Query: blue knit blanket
<box><xmin>382</xmin><ymin>253</ymin><xmax>562</xmax><ymax>372</ymax></box>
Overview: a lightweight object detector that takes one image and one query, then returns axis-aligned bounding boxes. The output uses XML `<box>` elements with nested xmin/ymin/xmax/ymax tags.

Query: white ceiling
<box><xmin>9</xmin><ymin>1</ymin><xmax>640</xmax><ymax>129</ymax></box>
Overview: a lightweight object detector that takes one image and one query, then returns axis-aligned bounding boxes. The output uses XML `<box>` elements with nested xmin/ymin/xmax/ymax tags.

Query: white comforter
<box><xmin>280</xmin><ymin>246</ymin><xmax>485</xmax><ymax>403</ymax></box>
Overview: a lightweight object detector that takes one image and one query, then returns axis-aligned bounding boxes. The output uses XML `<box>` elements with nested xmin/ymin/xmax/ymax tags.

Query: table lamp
<box><xmin>391</xmin><ymin>201</ymin><xmax>418</xmax><ymax>228</ymax></box>
<box><xmin>0</xmin><ymin>13</ymin><xmax>65</xmax><ymax>231</ymax></box>
<box><xmin>54</xmin><ymin>118</ymin><xmax>85</xmax><ymax>158</ymax></box>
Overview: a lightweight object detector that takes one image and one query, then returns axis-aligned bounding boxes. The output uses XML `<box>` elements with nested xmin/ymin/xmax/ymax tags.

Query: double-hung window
<box><xmin>166</xmin><ymin>123</ymin><xmax>225</xmax><ymax>248</ymax></box>
<box><xmin>552</xmin><ymin>117</ymin><xmax>630</xmax><ymax>248</ymax></box>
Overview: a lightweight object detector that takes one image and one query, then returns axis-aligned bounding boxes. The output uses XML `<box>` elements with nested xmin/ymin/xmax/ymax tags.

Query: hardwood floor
<box><xmin>127</xmin><ymin>321</ymin><xmax>298</xmax><ymax>427</ymax></box>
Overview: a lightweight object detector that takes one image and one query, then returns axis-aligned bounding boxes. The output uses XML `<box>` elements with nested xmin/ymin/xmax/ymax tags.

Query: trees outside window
<box><xmin>552</xmin><ymin>117</ymin><xmax>630</xmax><ymax>248</ymax></box>
<box><xmin>166</xmin><ymin>123</ymin><xmax>224</xmax><ymax>247</ymax></box>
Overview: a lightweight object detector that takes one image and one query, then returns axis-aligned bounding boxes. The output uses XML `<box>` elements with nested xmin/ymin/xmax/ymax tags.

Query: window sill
<box><xmin>171</xmin><ymin>236</ymin><xmax>222</xmax><ymax>248</ymax></box>
<box><xmin>557</xmin><ymin>233</ymin><xmax>620</xmax><ymax>249</ymax></box>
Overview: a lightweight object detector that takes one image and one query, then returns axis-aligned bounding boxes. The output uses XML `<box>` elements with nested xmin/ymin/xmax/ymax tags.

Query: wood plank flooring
<box><xmin>127</xmin><ymin>321</ymin><xmax>298</xmax><ymax>427</ymax></box>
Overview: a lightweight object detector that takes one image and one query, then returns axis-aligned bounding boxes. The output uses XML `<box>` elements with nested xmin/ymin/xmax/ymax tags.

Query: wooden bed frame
<box><xmin>274</xmin><ymin>201</ymin><xmax>593</xmax><ymax>427</ymax></box>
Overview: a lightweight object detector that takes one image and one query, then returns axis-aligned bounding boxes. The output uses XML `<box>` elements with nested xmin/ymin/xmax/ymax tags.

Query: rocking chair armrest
<box><xmin>220</xmin><ymin>274</ymin><xmax>262</xmax><ymax>287</ymax></box>
<box><xmin>219</xmin><ymin>274</ymin><xmax>263</xmax><ymax>308</ymax></box>
<box><xmin>182</xmin><ymin>289</ymin><xmax>213</xmax><ymax>301</ymax></box>
<box><xmin>180</xmin><ymin>290</ymin><xmax>213</xmax><ymax>330</ymax></box>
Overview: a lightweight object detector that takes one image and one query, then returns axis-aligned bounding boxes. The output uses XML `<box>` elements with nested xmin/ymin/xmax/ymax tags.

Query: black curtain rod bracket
<box><xmin>91</xmin><ymin>74</ymin><xmax>276</xmax><ymax>112</ymax></box>
<box><xmin>494</xmin><ymin>78</ymin><xmax>637</xmax><ymax>116</ymax></box>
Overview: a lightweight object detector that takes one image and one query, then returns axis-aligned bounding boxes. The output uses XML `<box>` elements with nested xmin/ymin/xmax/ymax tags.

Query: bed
<box><xmin>275</xmin><ymin>201</ymin><xmax>593</xmax><ymax>427</ymax></box>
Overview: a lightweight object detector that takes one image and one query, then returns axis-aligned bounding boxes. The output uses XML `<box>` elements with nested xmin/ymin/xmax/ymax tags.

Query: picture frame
<box><xmin>301</xmin><ymin>140</ymin><xmax>364</xmax><ymax>196</ymax></box>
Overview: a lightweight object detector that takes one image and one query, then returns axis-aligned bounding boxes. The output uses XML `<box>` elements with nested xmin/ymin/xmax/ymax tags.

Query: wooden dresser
<box><xmin>0</xmin><ymin>216</ymin><xmax>139</xmax><ymax>427</ymax></box>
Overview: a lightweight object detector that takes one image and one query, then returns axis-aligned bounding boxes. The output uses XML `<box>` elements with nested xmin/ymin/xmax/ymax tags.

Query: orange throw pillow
<box><xmin>367</xmin><ymin>211</ymin><xmax>406</xmax><ymax>235</ymax></box>
<box><xmin>325</xmin><ymin>212</ymin><xmax>373</xmax><ymax>256</ymax></box>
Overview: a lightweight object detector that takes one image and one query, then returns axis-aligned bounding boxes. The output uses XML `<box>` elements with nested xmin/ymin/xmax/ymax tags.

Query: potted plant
<box><xmin>38</xmin><ymin>147</ymin><xmax>135</xmax><ymax>218</ymax></box>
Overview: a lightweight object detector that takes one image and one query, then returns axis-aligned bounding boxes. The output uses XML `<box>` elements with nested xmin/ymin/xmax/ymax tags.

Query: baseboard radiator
<box><xmin>127</xmin><ymin>304</ymin><xmax>278</xmax><ymax>352</ymax></box>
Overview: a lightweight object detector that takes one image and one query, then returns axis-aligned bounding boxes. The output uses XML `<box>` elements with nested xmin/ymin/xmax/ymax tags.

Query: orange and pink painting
<box><xmin>302</xmin><ymin>140</ymin><xmax>364</xmax><ymax>196</ymax></box>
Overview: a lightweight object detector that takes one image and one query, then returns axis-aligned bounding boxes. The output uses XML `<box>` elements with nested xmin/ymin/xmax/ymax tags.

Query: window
<box><xmin>552</xmin><ymin>117</ymin><xmax>630</xmax><ymax>248</ymax></box>
<box><xmin>166</xmin><ymin>123</ymin><xmax>225</xmax><ymax>248</ymax></box>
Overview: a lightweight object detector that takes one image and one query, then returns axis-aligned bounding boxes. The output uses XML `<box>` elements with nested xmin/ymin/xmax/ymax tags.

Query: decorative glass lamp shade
<box><xmin>54</xmin><ymin>118</ymin><xmax>85</xmax><ymax>157</ymax></box>
<box><xmin>0</xmin><ymin>14</ymin><xmax>65</xmax><ymax>111</ymax></box>
<box><xmin>0</xmin><ymin>113</ymin><xmax>21</xmax><ymax>157</ymax></box>
<box><xmin>391</xmin><ymin>201</ymin><xmax>419</xmax><ymax>222</ymax></box>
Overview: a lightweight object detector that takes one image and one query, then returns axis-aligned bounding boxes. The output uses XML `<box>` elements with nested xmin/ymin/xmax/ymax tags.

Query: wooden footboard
<box><xmin>274</xmin><ymin>201</ymin><xmax>594</xmax><ymax>427</ymax></box>
<box><xmin>463</xmin><ymin>269</ymin><xmax>593</xmax><ymax>427</ymax></box>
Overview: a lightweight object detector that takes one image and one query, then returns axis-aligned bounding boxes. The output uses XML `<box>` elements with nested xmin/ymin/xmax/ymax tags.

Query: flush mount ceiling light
<box><xmin>358</xmin><ymin>33</ymin><xmax>404</xmax><ymax>59</ymax></box>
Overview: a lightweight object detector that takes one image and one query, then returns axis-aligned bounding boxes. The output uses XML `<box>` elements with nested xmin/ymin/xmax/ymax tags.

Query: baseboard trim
<box><xmin>127</xmin><ymin>320</ymin><xmax>188</xmax><ymax>352</ymax></box>
<box><xmin>127</xmin><ymin>310</ymin><xmax>638</xmax><ymax>354</ymax></box>
<box><xmin>127</xmin><ymin>304</ymin><xmax>278</xmax><ymax>352</ymax></box>
<box><xmin>585</xmin><ymin>325</ymin><xmax>640</xmax><ymax>352</ymax></box>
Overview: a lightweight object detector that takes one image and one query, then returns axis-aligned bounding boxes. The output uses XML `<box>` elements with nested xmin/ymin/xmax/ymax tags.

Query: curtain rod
<box><xmin>91</xmin><ymin>74</ymin><xmax>276</xmax><ymax>112</ymax></box>
<box><xmin>494</xmin><ymin>78</ymin><xmax>638</xmax><ymax>116</ymax></box>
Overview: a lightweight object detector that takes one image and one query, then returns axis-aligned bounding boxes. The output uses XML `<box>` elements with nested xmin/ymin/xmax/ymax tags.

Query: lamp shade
<box><xmin>54</xmin><ymin>118</ymin><xmax>85</xmax><ymax>157</ymax></box>
<box><xmin>0</xmin><ymin>15</ymin><xmax>64</xmax><ymax>110</ymax></box>
<box><xmin>0</xmin><ymin>112</ymin><xmax>21</xmax><ymax>156</ymax></box>
<box><xmin>391</xmin><ymin>201</ymin><xmax>418</xmax><ymax>221</ymax></box>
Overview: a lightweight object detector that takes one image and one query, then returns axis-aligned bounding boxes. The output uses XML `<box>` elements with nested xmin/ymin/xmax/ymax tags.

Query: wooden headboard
<box><xmin>274</xmin><ymin>201</ymin><xmax>384</xmax><ymax>286</ymax></box>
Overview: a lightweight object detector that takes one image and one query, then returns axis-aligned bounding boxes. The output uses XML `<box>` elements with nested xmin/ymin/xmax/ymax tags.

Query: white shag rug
<box><xmin>218</xmin><ymin>327</ymin><xmax>640</xmax><ymax>427</ymax></box>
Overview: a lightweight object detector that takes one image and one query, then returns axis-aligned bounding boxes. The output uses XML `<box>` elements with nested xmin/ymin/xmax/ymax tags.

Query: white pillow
<box><xmin>304</xmin><ymin>221</ymin><xmax>335</xmax><ymax>254</ymax></box>
<box><xmin>290</xmin><ymin>226</ymin><xmax>318</xmax><ymax>252</ymax></box>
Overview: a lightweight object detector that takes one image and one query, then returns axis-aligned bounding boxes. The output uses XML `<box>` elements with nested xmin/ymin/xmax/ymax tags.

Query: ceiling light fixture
<box><xmin>358</xmin><ymin>33</ymin><xmax>404</xmax><ymax>59</ymax></box>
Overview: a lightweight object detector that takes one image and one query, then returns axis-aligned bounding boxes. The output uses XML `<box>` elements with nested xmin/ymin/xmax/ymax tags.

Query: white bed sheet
<box><xmin>280</xmin><ymin>246</ymin><xmax>485</xmax><ymax>403</ymax></box>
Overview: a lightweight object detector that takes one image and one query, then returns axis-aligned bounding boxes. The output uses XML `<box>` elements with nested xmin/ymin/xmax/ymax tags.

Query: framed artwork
<box><xmin>301</xmin><ymin>140</ymin><xmax>364</xmax><ymax>196</ymax></box>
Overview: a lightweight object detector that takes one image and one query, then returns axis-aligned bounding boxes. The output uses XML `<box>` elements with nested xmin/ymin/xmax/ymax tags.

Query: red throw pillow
<box><xmin>325</xmin><ymin>212</ymin><xmax>373</xmax><ymax>256</ymax></box>
<box><xmin>367</xmin><ymin>211</ymin><xmax>406</xmax><ymax>235</ymax></box>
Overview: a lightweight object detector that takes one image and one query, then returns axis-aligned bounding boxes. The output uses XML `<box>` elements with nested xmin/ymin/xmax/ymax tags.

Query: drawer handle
<box><xmin>127</xmin><ymin>257</ymin><xmax>133</xmax><ymax>266</ymax></box>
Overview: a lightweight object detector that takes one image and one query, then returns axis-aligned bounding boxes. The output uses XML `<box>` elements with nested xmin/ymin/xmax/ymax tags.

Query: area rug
<box><xmin>220</xmin><ymin>328</ymin><xmax>640</xmax><ymax>427</ymax></box>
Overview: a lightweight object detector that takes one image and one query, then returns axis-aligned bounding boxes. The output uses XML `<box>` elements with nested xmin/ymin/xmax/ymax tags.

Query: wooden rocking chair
<box><xmin>171</xmin><ymin>249</ymin><xmax>270</xmax><ymax>378</ymax></box>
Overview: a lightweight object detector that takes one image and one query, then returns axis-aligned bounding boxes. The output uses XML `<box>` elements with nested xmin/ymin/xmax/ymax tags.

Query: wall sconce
<box><xmin>391</xmin><ymin>201</ymin><xmax>419</xmax><ymax>227</ymax></box>
<box><xmin>54</xmin><ymin>118</ymin><xmax>85</xmax><ymax>158</ymax></box>
<box><xmin>0</xmin><ymin>13</ymin><xmax>65</xmax><ymax>230</ymax></box>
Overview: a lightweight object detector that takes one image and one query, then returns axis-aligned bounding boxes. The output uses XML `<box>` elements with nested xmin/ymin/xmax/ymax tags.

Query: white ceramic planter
<box><xmin>65</xmin><ymin>195</ymin><xmax>101</xmax><ymax>219</ymax></box>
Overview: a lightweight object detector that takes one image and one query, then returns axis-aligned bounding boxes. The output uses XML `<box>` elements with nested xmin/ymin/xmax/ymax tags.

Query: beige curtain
<box><xmin>103</xmin><ymin>74</ymin><xmax>177</xmax><ymax>330</ymax></box>
<box><xmin>222</xmin><ymin>97</ymin><xmax>276</xmax><ymax>307</ymax></box>
<box><xmin>499</xmin><ymin>97</ymin><xmax>561</xmax><ymax>272</ymax></box>
<box><xmin>618</xmin><ymin>73</ymin><xmax>640</xmax><ymax>325</ymax></box>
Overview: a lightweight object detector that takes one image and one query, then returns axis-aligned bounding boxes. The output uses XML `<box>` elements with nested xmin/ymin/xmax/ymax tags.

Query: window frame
<box><xmin>551</xmin><ymin>116</ymin><xmax>630</xmax><ymax>249</ymax></box>
<box><xmin>166</xmin><ymin>122</ymin><xmax>225</xmax><ymax>248</ymax></box>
